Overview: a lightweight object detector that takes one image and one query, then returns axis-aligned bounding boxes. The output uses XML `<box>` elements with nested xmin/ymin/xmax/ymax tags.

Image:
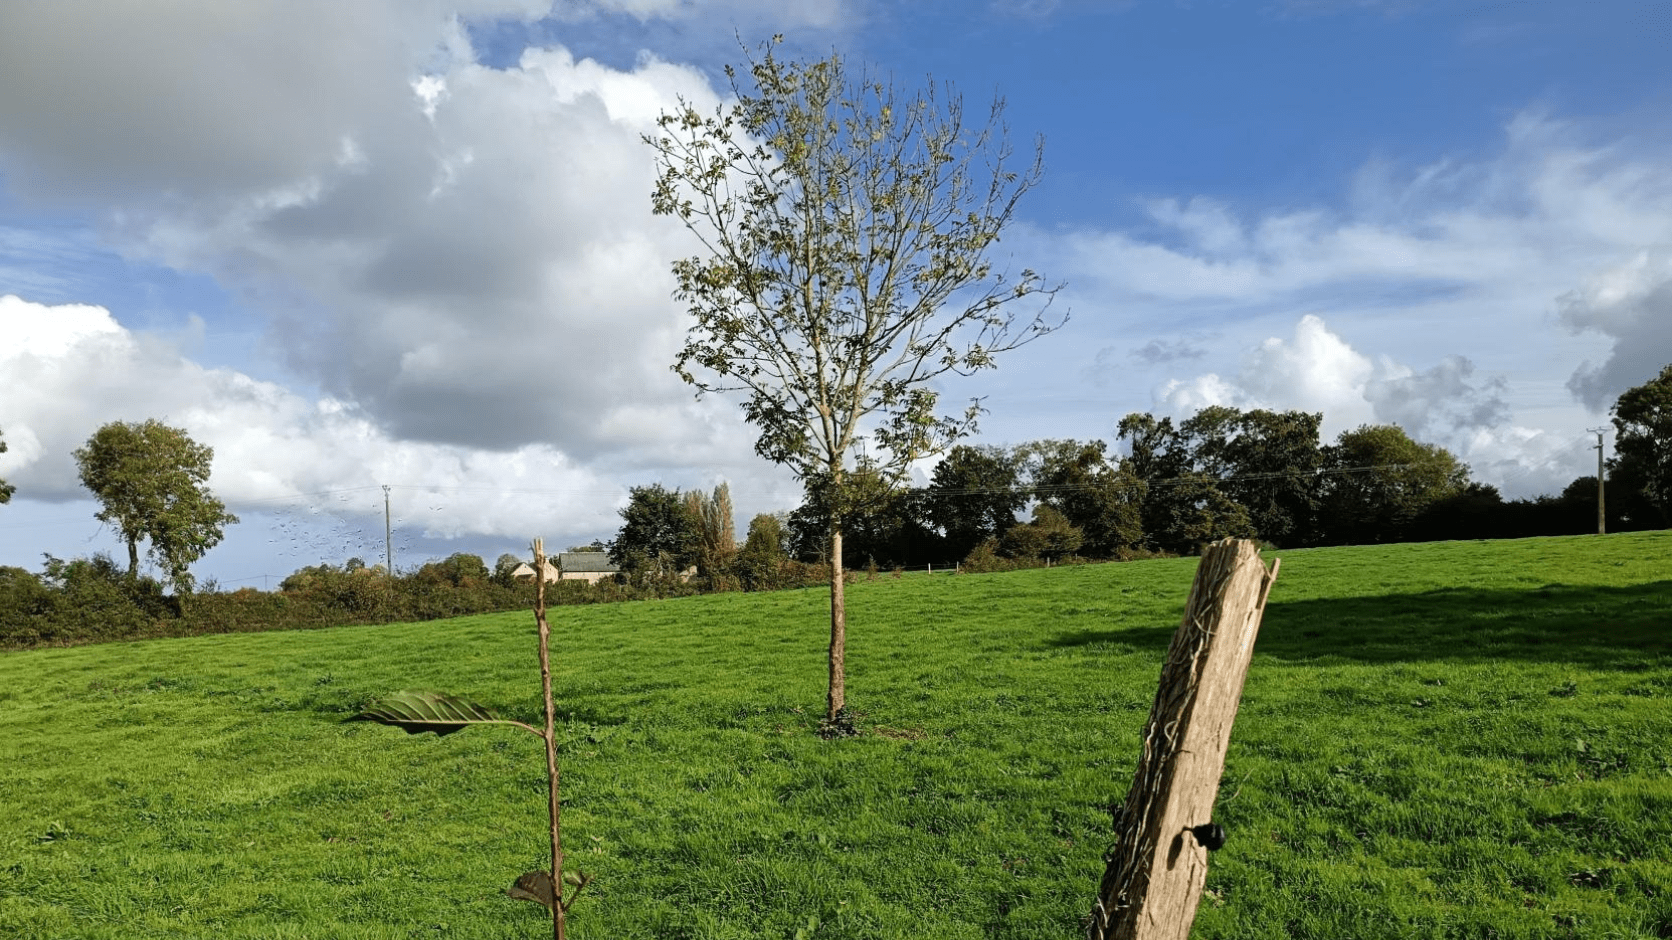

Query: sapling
<box><xmin>351</xmin><ymin>538</ymin><xmax>588</xmax><ymax>939</ymax></box>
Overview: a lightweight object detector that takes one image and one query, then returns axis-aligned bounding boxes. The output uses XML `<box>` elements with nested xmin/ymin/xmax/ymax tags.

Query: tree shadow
<box><xmin>1044</xmin><ymin>581</ymin><xmax>1672</xmax><ymax>668</ymax></box>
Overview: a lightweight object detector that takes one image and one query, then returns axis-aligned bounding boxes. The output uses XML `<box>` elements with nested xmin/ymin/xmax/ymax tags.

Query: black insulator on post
<box><xmin>1189</xmin><ymin>822</ymin><xmax>1227</xmax><ymax>851</ymax></box>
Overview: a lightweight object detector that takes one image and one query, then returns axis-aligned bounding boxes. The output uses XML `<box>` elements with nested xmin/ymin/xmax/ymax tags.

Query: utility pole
<box><xmin>1587</xmin><ymin>428</ymin><xmax>1608</xmax><ymax>535</ymax></box>
<box><xmin>383</xmin><ymin>484</ymin><xmax>394</xmax><ymax>575</ymax></box>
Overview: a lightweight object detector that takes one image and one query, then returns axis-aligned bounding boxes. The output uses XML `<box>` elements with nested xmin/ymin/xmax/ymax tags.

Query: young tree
<box><xmin>647</xmin><ymin>42</ymin><xmax>1063</xmax><ymax>724</ymax></box>
<box><xmin>73</xmin><ymin>419</ymin><xmax>237</xmax><ymax>593</ymax></box>
<box><xmin>1610</xmin><ymin>363</ymin><xmax>1672</xmax><ymax>528</ymax></box>
<box><xmin>0</xmin><ymin>428</ymin><xmax>14</xmax><ymax>505</ymax></box>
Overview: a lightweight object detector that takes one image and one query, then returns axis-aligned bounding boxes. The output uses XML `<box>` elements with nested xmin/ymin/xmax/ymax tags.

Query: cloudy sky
<box><xmin>1</xmin><ymin>0</ymin><xmax>1668</xmax><ymax>584</ymax></box>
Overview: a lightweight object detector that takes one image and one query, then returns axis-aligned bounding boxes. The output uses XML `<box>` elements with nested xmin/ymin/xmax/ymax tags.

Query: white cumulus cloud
<box><xmin>1155</xmin><ymin>314</ymin><xmax>1586</xmax><ymax>497</ymax></box>
<box><xmin>0</xmin><ymin>295</ymin><xmax>624</xmax><ymax>541</ymax></box>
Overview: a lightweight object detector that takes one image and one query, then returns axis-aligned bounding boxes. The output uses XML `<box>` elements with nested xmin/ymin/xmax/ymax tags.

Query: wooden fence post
<box><xmin>1087</xmin><ymin>538</ymin><xmax>1279</xmax><ymax>940</ymax></box>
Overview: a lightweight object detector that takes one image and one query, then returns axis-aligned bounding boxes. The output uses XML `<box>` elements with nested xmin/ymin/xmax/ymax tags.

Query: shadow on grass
<box><xmin>1045</xmin><ymin>580</ymin><xmax>1672</xmax><ymax>668</ymax></box>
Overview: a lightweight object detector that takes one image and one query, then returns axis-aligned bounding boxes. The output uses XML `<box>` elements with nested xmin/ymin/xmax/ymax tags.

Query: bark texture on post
<box><xmin>1088</xmin><ymin>538</ymin><xmax>1279</xmax><ymax>940</ymax></box>
<box><xmin>827</xmin><ymin>524</ymin><xmax>846</xmax><ymax>721</ymax></box>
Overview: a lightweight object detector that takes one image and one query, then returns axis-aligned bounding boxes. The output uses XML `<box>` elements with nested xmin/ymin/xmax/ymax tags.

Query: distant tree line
<box><xmin>758</xmin><ymin>365</ymin><xmax>1672</xmax><ymax>571</ymax></box>
<box><xmin>3</xmin><ymin>365</ymin><xmax>1668</xmax><ymax>650</ymax></box>
<box><xmin>605</xmin><ymin>482</ymin><xmax>831</xmax><ymax>594</ymax></box>
<box><xmin>0</xmin><ymin>545</ymin><xmax>830</xmax><ymax>650</ymax></box>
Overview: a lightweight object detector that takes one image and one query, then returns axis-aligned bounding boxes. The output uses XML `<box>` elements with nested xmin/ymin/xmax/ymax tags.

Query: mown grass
<box><xmin>1</xmin><ymin>532</ymin><xmax>1669</xmax><ymax>939</ymax></box>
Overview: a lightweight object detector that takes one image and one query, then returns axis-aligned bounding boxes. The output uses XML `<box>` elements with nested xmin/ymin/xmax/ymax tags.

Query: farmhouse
<box><xmin>509</xmin><ymin>559</ymin><xmax>560</xmax><ymax>583</ymax></box>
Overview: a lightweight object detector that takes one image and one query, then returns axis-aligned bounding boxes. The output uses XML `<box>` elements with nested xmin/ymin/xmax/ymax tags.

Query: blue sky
<box><xmin>1</xmin><ymin>0</ymin><xmax>1668</xmax><ymax>584</ymax></box>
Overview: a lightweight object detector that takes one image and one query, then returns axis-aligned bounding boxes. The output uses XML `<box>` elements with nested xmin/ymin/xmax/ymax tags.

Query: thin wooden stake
<box><xmin>532</xmin><ymin>538</ymin><xmax>565</xmax><ymax>940</ymax></box>
<box><xmin>1088</xmin><ymin>539</ymin><xmax>1279</xmax><ymax>940</ymax></box>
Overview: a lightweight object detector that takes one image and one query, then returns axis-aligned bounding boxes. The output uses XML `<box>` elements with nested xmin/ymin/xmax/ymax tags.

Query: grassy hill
<box><xmin>1</xmin><ymin>533</ymin><xmax>1669</xmax><ymax>939</ymax></box>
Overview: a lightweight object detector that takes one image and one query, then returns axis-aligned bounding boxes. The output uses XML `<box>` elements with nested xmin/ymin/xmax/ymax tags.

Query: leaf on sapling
<box><xmin>507</xmin><ymin>870</ymin><xmax>556</xmax><ymax>910</ymax></box>
<box><xmin>348</xmin><ymin>691</ymin><xmax>504</xmax><ymax>736</ymax></box>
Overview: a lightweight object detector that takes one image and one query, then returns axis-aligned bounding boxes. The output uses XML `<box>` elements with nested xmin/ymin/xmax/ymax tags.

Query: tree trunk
<box><xmin>827</xmin><ymin>521</ymin><xmax>845</xmax><ymax>720</ymax></box>
<box><xmin>126</xmin><ymin>537</ymin><xmax>139</xmax><ymax>579</ymax></box>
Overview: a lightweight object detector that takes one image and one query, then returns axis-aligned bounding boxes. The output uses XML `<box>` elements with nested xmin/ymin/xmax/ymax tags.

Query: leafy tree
<box><xmin>1117</xmin><ymin>413</ymin><xmax>1189</xmax><ymax>483</ymax></box>
<box><xmin>783</xmin><ymin>464</ymin><xmax>937</xmax><ymax>569</ymax></box>
<box><xmin>0</xmin><ymin>428</ymin><xmax>15</xmax><ymax>505</ymax></box>
<box><xmin>416</xmin><ymin>553</ymin><xmax>490</xmax><ymax>588</ymax></box>
<box><xmin>1202</xmin><ymin>408</ymin><xmax>1323</xmax><ymax>547</ymax></box>
<box><xmin>608</xmin><ymin>484</ymin><xmax>698</xmax><ymax>579</ymax></box>
<box><xmin>37</xmin><ymin>552</ymin><xmax>167</xmax><ymax>637</ymax></box>
<box><xmin>648</xmin><ymin>42</ymin><xmax>1063</xmax><ymax>723</ymax></box>
<box><xmin>682</xmin><ymin>483</ymin><xmax>738</xmax><ymax>582</ymax></box>
<box><xmin>1174</xmin><ymin>406</ymin><xmax>1241</xmax><ymax>478</ymax></box>
<box><xmin>1609</xmin><ymin>363</ymin><xmax>1672</xmax><ymax>528</ymax></box>
<box><xmin>493</xmin><ymin>553</ymin><xmax>526</xmax><ymax>587</ymax></box>
<box><xmin>0</xmin><ymin>565</ymin><xmax>53</xmax><ymax>643</ymax></box>
<box><xmin>1133</xmin><ymin>406</ymin><xmax>1323</xmax><ymax>548</ymax></box>
<box><xmin>1115</xmin><ymin>414</ymin><xmax>1252</xmax><ymax>553</ymax></box>
<box><xmin>735</xmin><ymin>513</ymin><xmax>791</xmax><ymax>591</ymax></box>
<box><xmin>924</xmin><ymin>445</ymin><xmax>1026</xmax><ymax>559</ymax></box>
<box><xmin>1320</xmin><ymin>424</ymin><xmax>1469</xmax><ymax>544</ymax></box>
<box><xmin>1024</xmin><ymin>440</ymin><xmax>1145</xmax><ymax>557</ymax></box>
<box><xmin>846</xmin><ymin>487</ymin><xmax>943</xmax><ymax>570</ymax></box>
<box><xmin>1000</xmin><ymin>503</ymin><xmax>1083</xmax><ymax>562</ymax></box>
<box><xmin>1145</xmin><ymin>472</ymin><xmax>1255</xmax><ymax>554</ymax></box>
<box><xmin>73</xmin><ymin>419</ymin><xmax>238</xmax><ymax>593</ymax></box>
<box><xmin>1408</xmin><ymin>482</ymin><xmax>1512</xmax><ymax>542</ymax></box>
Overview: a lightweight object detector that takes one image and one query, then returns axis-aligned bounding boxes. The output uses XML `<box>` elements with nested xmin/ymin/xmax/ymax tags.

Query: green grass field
<box><xmin>2</xmin><ymin>533</ymin><xmax>1669</xmax><ymax>939</ymax></box>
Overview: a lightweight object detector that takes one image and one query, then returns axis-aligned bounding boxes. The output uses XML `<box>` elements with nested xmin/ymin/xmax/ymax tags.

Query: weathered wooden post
<box><xmin>1088</xmin><ymin>538</ymin><xmax>1279</xmax><ymax>940</ymax></box>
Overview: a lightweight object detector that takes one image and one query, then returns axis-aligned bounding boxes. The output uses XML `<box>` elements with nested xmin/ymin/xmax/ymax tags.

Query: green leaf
<box><xmin>348</xmin><ymin>691</ymin><xmax>502</xmax><ymax>736</ymax></box>
<box><xmin>506</xmin><ymin>870</ymin><xmax>556</xmax><ymax>910</ymax></box>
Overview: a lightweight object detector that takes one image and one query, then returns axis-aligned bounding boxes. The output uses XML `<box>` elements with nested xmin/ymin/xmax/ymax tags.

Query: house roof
<box><xmin>558</xmin><ymin>552</ymin><xmax>618</xmax><ymax>573</ymax></box>
<box><xmin>510</xmin><ymin>560</ymin><xmax>560</xmax><ymax>580</ymax></box>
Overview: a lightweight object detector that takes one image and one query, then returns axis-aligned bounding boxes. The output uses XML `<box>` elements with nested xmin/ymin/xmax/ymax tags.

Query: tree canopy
<box><xmin>924</xmin><ymin>444</ymin><xmax>1026</xmax><ymax>559</ymax></box>
<box><xmin>735</xmin><ymin>513</ymin><xmax>791</xmax><ymax>591</ymax></box>
<box><xmin>72</xmin><ymin>419</ymin><xmax>237</xmax><ymax>593</ymax></box>
<box><xmin>1116</xmin><ymin>413</ymin><xmax>1257</xmax><ymax>553</ymax></box>
<box><xmin>1196</xmin><ymin>408</ymin><xmax>1323</xmax><ymax>547</ymax></box>
<box><xmin>1610</xmin><ymin>363</ymin><xmax>1672</xmax><ymax>528</ymax></box>
<box><xmin>1321</xmin><ymin>424</ymin><xmax>1468</xmax><ymax>544</ymax></box>
<box><xmin>647</xmin><ymin>42</ymin><xmax>1062</xmax><ymax>724</ymax></box>
<box><xmin>1024</xmin><ymin>439</ymin><xmax>1144</xmax><ymax>558</ymax></box>
<box><xmin>608</xmin><ymin>484</ymin><xmax>699</xmax><ymax>580</ymax></box>
<box><xmin>682</xmin><ymin>483</ymin><xmax>737</xmax><ymax>582</ymax></box>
